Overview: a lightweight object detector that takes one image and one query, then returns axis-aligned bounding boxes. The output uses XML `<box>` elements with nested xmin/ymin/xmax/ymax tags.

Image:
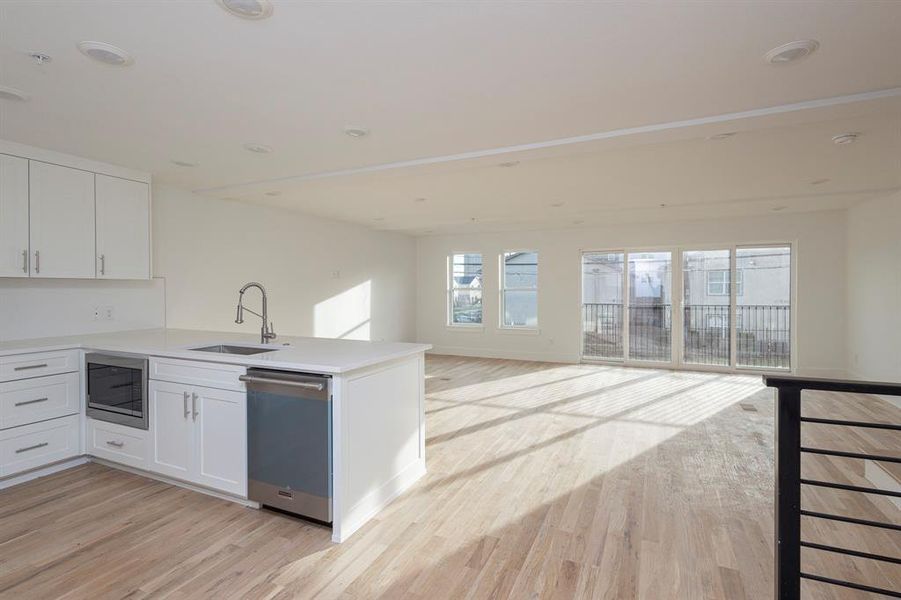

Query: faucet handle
<box><xmin>266</xmin><ymin>321</ymin><xmax>277</xmax><ymax>340</ymax></box>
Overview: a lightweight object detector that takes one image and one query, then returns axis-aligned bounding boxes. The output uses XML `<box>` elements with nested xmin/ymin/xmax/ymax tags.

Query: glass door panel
<box><xmin>736</xmin><ymin>246</ymin><xmax>791</xmax><ymax>369</ymax></box>
<box><xmin>682</xmin><ymin>249</ymin><xmax>731</xmax><ymax>366</ymax></box>
<box><xmin>628</xmin><ymin>251</ymin><xmax>672</xmax><ymax>362</ymax></box>
<box><xmin>582</xmin><ymin>252</ymin><xmax>624</xmax><ymax>359</ymax></box>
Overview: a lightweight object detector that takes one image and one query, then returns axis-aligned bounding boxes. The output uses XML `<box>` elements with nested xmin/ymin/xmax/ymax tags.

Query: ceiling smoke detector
<box><xmin>216</xmin><ymin>0</ymin><xmax>273</xmax><ymax>19</ymax></box>
<box><xmin>764</xmin><ymin>40</ymin><xmax>819</xmax><ymax>65</ymax></box>
<box><xmin>243</xmin><ymin>142</ymin><xmax>273</xmax><ymax>154</ymax></box>
<box><xmin>77</xmin><ymin>41</ymin><xmax>134</xmax><ymax>66</ymax></box>
<box><xmin>28</xmin><ymin>52</ymin><xmax>52</xmax><ymax>65</ymax></box>
<box><xmin>0</xmin><ymin>85</ymin><xmax>29</xmax><ymax>102</ymax></box>
<box><xmin>831</xmin><ymin>133</ymin><xmax>859</xmax><ymax>145</ymax></box>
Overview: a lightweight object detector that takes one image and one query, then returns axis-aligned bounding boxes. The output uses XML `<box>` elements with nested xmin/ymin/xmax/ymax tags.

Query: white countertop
<box><xmin>0</xmin><ymin>329</ymin><xmax>431</xmax><ymax>374</ymax></box>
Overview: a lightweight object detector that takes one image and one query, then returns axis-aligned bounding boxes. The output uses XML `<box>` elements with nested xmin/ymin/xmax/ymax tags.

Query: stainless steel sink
<box><xmin>190</xmin><ymin>344</ymin><xmax>280</xmax><ymax>355</ymax></box>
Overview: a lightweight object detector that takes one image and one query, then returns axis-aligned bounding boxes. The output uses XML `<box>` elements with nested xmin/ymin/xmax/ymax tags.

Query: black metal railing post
<box><xmin>775</xmin><ymin>386</ymin><xmax>802</xmax><ymax>600</ymax></box>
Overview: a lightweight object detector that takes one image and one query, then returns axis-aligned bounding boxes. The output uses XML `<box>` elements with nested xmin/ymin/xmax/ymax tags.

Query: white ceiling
<box><xmin>1</xmin><ymin>1</ymin><xmax>900</xmax><ymax>234</ymax></box>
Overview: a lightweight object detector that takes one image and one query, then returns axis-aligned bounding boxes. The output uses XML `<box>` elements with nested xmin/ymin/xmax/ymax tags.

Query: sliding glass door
<box><xmin>627</xmin><ymin>252</ymin><xmax>673</xmax><ymax>362</ymax></box>
<box><xmin>582</xmin><ymin>252</ymin><xmax>624</xmax><ymax>360</ymax></box>
<box><xmin>582</xmin><ymin>245</ymin><xmax>791</xmax><ymax>370</ymax></box>
<box><xmin>736</xmin><ymin>246</ymin><xmax>791</xmax><ymax>369</ymax></box>
<box><xmin>682</xmin><ymin>249</ymin><xmax>731</xmax><ymax>366</ymax></box>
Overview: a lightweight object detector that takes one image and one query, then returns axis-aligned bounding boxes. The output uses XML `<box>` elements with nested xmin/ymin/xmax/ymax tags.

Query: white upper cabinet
<box><xmin>29</xmin><ymin>161</ymin><xmax>96</xmax><ymax>279</ymax></box>
<box><xmin>0</xmin><ymin>155</ymin><xmax>30</xmax><ymax>277</ymax></box>
<box><xmin>96</xmin><ymin>175</ymin><xmax>150</xmax><ymax>280</ymax></box>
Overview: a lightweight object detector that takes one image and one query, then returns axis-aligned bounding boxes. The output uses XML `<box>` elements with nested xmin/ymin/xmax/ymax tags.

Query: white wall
<box><xmin>846</xmin><ymin>191</ymin><xmax>901</xmax><ymax>382</ymax></box>
<box><xmin>417</xmin><ymin>210</ymin><xmax>848</xmax><ymax>374</ymax></box>
<box><xmin>0</xmin><ymin>278</ymin><xmax>165</xmax><ymax>341</ymax></box>
<box><xmin>152</xmin><ymin>185</ymin><xmax>417</xmax><ymax>343</ymax></box>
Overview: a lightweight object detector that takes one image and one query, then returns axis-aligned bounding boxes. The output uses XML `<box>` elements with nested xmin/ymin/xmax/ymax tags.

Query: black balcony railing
<box><xmin>764</xmin><ymin>375</ymin><xmax>901</xmax><ymax>599</ymax></box>
<box><xmin>583</xmin><ymin>303</ymin><xmax>791</xmax><ymax>368</ymax></box>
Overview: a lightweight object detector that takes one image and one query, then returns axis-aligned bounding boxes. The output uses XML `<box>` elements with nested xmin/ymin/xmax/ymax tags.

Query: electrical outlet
<box><xmin>103</xmin><ymin>306</ymin><xmax>115</xmax><ymax>321</ymax></box>
<box><xmin>92</xmin><ymin>306</ymin><xmax>100</xmax><ymax>321</ymax></box>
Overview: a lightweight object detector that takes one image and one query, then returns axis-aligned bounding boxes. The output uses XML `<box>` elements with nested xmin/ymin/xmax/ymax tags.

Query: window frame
<box><xmin>447</xmin><ymin>252</ymin><xmax>484</xmax><ymax>328</ymax></box>
<box><xmin>499</xmin><ymin>250</ymin><xmax>539</xmax><ymax>331</ymax></box>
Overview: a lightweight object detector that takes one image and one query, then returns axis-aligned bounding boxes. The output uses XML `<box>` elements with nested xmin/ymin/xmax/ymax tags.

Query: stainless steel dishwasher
<box><xmin>240</xmin><ymin>368</ymin><xmax>332</xmax><ymax>523</ymax></box>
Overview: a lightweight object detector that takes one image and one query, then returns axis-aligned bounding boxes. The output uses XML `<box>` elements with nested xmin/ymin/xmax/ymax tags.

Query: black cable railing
<box><xmin>764</xmin><ymin>375</ymin><xmax>901</xmax><ymax>599</ymax></box>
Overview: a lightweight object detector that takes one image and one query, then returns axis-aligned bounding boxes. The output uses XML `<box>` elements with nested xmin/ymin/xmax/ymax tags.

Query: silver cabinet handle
<box><xmin>192</xmin><ymin>392</ymin><xmax>198</xmax><ymax>421</ymax></box>
<box><xmin>106</xmin><ymin>440</ymin><xmax>124</xmax><ymax>448</ymax></box>
<box><xmin>34</xmin><ymin>250</ymin><xmax>40</xmax><ymax>274</ymax></box>
<box><xmin>14</xmin><ymin>397</ymin><xmax>48</xmax><ymax>407</ymax></box>
<box><xmin>183</xmin><ymin>391</ymin><xmax>190</xmax><ymax>418</ymax></box>
<box><xmin>238</xmin><ymin>375</ymin><xmax>325</xmax><ymax>391</ymax></box>
<box><xmin>99</xmin><ymin>254</ymin><xmax>106</xmax><ymax>276</ymax></box>
<box><xmin>16</xmin><ymin>442</ymin><xmax>48</xmax><ymax>454</ymax></box>
<box><xmin>14</xmin><ymin>363</ymin><xmax>48</xmax><ymax>371</ymax></box>
<box><xmin>22</xmin><ymin>249</ymin><xmax>28</xmax><ymax>273</ymax></box>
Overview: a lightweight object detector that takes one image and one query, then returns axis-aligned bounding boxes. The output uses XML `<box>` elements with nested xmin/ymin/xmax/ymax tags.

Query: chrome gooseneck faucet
<box><xmin>235</xmin><ymin>282</ymin><xmax>277</xmax><ymax>344</ymax></box>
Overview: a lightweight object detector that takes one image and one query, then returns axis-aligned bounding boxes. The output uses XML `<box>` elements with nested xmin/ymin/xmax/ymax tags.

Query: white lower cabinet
<box><xmin>87</xmin><ymin>418</ymin><xmax>148</xmax><ymax>470</ymax></box>
<box><xmin>0</xmin><ymin>414</ymin><xmax>80</xmax><ymax>477</ymax></box>
<box><xmin>149</xmin><ymin>380</ymin><xmax>193</xmax><ymax>481</ymax></box>
<box><xmin>148</xmin><ymin>379</ymin><xmax>247</xmax><ymax>497</ymax></box>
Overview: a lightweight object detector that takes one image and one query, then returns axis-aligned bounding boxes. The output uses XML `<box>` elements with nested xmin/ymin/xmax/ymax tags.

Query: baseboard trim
<box><xmin>333</xmin><ymin>458</ymin><xmax>426</xmax><ymax>543</ymax></box>
<box><xmin>427</xmin><ymin>345</ymin><xmax>577</xmax><ymax>364</ymax></box>
<box><xmin>0</xmin><ymin>456</ymin><xmax>88</xmax><ymax>490</ymax></box>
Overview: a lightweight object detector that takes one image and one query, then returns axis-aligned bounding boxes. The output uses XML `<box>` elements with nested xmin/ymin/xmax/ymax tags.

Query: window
<box><xmin>448</xmin><ymin>253</ymin><xmax>483</xmax><ymax>325</ymax></box>
<box><xmin>706</xmin><ymin>270</ymin><xmax>743</xmax><ymax>296</ymax></box>
<box><xmin>501</xmin><ymin>251</ymin><xmax>538</xmax><ymax>328</ymax></box>
<box><xmin>736</xmin><ymin>246</ymin><xmax>791</xmax><ymax>369</ymax></box>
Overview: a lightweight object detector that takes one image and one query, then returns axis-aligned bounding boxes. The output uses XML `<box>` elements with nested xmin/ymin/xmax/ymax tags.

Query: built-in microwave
<box><xmin>85</xmin><ymin>353</ymin><xmax>149</xmax><ymax>430</ymax></box>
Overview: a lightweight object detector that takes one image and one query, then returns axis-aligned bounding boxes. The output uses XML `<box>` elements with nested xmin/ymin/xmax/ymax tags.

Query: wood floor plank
<box><xmin>0</xmin><ymin>355</ymin><xmax>898</xmax><ymax>598</ymax></box>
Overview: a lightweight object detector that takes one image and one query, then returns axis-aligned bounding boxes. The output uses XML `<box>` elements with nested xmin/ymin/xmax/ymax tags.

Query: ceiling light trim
<box><xmin>77</xmin><ymin>41</ymin><xmax>134</xmax><ymax>66</ymax></box>
<box><xmin>0</xmin><ymin>85</ymin><xmax>30</xmax><ymax>102</ymax></box>
<box><xmin>195</xmin><ymin>87</ymin><xmax>901</xmax><ymax>195</ymax></box>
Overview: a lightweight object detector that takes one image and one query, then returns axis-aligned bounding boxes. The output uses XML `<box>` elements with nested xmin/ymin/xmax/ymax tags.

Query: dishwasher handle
<box><xmin>239</xmin><ymin>374</ymin><xmax>325</xmax><ymax>391</ymax></box>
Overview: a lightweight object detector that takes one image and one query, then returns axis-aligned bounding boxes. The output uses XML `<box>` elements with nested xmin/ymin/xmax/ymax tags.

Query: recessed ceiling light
<box><xmin>373</xmin><ymin>217</ymin><xmax>385</xmax><ymax>222</ymax></box>
<box><xmin>831</xmin><ymin>133</ymin><xmax>859</xmax><ymax>145</ymax></box>
<box><xmin>414</xmin><ymin>197</ymin><xmax>427</xmax><ymax>203</ymax></box>
<box><xmin>764</xmin><ymin>40</ymin><xmax>819</xmax><ymax>65</ymax></box>
<box><xmin>77</xmin><ymin>41</ymin><xmax>134</xmax><ymax>66</ymax></box>
<box><xmin>28</xmin><ymin>52</ymin><xmax>51</xmax><ymax>65</ymax></box>
<box><xmin>0</xmin><ymin>85</ymin><xmax>29</xmax><ymax>102</ymax></box>
<box><xmin>344</xmin><ymin>127</ymin><xmax>369</xmax><ymax>138</ymax></box>
<box><xmin>498</xmin><ymin>161</ymin><xmax>520</xmax><ymax>168</ymax></box>
<box><xmin>265</xmin><ymin>191</ymin><xmax>281</xmax><ymax>196</ymax></box>
<box><xmin>772</xmin><ymin>206</ymin><xmax>787</xmax><ymax>212</ymax></box>
<box><xmin>171</xmin><ymin>160</ymin><xmax>198</xmax><ymax>168</ymax></box>
<box><xmin>243</xmin><ymin>142</ymin><xmax>273</xmax><ymax>154</ymax></box>
<box><xmin>573</xmin><ymin>219</ymin><xmax>585</xmax><ymax>225</ymax></box>
<box><xmin>550</xmin><ymin>202</ymin><xmax>564</xmax><ymax>207</ymax></box>
<box><xmin>810</xmin><ymin>178</ymin><xmax>830</xmax><ymax>185</ymax></box>
<box><xmin>216</xmin><ymin>0</ymin><xmax>273</xmax><ymax>19</ymax></box>
<box><xmin>707</xmin><ymin>132</ymin><xmax>736</xmax><ymax>141</ymax></box>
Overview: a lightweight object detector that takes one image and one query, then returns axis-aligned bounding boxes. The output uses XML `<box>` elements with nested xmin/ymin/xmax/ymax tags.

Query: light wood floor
<box><xmin>0</xmin><ymin>356</ymin><xmax>898</xmax><ymax>599</ymax></box>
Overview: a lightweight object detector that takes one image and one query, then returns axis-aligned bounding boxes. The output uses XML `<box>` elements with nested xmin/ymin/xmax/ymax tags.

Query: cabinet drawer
<box><xmin>0</xmin><ymin>414</ymin><xmax>80</xmax><ymax>477</ymax></box>
<box><xmin>0</xmin><ymin>349</ymin><xmax>80</xmax><ymax>382</ymax></box>
<box><xmin>150</xmin><ymin>357</ymin><xmax>246</xmax><ymax>392</ymax></box>
<box><xmin>87</xmin><ymin>419</ymin><xmax>147</xmax><ymax>469</ymax></box>
<box><xmin>0</xmin><ymin>372</ymin><xmax>79</xmax><ymax>429</ymax></box>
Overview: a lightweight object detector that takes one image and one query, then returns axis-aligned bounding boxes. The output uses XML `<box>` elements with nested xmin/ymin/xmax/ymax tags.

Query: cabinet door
<box><xmin>149</xmin><ymin>380</ymin><xmax>193</xmax><ymax>481</ymax></box>
<box><xmin>194</xmin><ymin>386</ymin><xmax>246</xmax><ymax>496</ymax></box>
<box><xmin>0</xmin><ymin>155</ymin><xmax>30</xmax><ymax>277</ymax></box>
<box><xmin>95</xmin><ymin>175</ymin><xmax>150</xmax><ymax>280</ymax></box>
<box><xmin>29</xmin><ymin>161</ymin><xmax>96</xmax><ymax>278</ymax></box>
